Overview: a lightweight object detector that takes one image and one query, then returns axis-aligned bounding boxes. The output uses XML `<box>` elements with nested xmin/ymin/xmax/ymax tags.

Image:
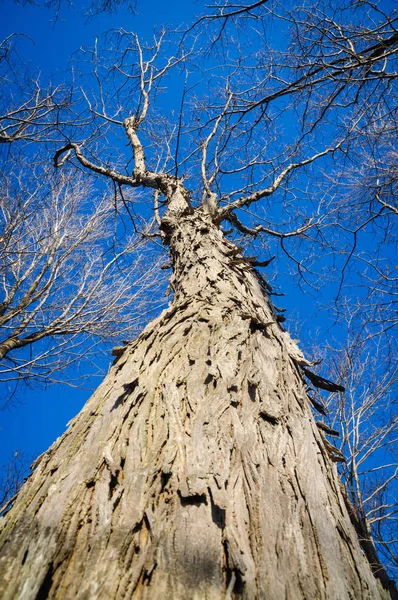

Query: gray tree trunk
<box><xmin>0</xmin><ymin>200</ymin><xmax>392</xmax><ymax>599</ymax></box>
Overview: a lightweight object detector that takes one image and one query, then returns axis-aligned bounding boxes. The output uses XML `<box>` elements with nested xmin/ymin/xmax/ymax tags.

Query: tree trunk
<box><xmin>0</xmin><ymin>202</ymin><xmax>392</xmax><ymax>599</ymax></box>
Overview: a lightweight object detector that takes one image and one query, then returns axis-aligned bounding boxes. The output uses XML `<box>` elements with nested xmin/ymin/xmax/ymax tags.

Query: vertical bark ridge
<box><xmin>0</xmin><ymin>207</ymin><xmax>391</xmax><ymax>599</ymax></box>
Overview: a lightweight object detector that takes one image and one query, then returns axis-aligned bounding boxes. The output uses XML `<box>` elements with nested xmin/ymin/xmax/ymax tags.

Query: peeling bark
<box><xmin>0</xmin><ymin>202</ymin><xmax>393</xmax><ymax>599</ymax></box>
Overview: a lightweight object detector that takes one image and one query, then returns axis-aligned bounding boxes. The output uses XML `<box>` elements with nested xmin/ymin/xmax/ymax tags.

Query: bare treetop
<box><xmin>49</xmin><ymin>9</ymin><xmax>396</xmax><ymax>300</ymax></box>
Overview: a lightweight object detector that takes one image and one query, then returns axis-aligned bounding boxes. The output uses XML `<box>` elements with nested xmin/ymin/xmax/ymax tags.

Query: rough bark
<box><xmin>0</xmin><ymin>199</ymin><xmax>392</xmax><ymax>599</ymax></box>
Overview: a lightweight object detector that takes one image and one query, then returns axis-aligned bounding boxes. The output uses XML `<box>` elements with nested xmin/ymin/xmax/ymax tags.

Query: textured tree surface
<box><xmin>0</xmin><ymin>198</ymin><xmax>392</xmax><ymax>599</ymax></box>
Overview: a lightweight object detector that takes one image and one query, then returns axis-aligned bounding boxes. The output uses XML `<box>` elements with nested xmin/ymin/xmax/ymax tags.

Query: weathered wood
<box><xmin>303</xmin><ymin>368</ymin><xmax>345</xmax><ymax>393</ymax></box>
<box><xmin>0</xmin><ymin>203</ymin><xmax>392</xmax><ymax>599</ymax></box>
<box><xmin>308</xmin><ymin>394</ymin><xmax>327</xmax><ymax>416</ymax></box>
<box><xmin>316</xmin><ymin>422</ymin><xmax>340</xmax><ymax>438</ymax></box>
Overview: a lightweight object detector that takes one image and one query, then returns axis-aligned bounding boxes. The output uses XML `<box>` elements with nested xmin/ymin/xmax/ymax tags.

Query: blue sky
<box><xmin>1</xmin><ymin>1</ymin><xmax>198</xmax><ymax>71</ymax></box>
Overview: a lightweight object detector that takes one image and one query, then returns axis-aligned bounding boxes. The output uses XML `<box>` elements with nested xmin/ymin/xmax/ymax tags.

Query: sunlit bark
<box><xmin>0</xmin><ymin>193</ymin><xmax>392</xmax><ymax>598</ymax></box>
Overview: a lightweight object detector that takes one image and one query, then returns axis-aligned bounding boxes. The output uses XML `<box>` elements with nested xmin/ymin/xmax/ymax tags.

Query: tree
<box><xmin>0</xmin><ymin>157</ymin><xmax>161</xmax><ymax>394</ymax></box>
<box><xmin>0</xmin><ymin>1</ymin><xmax>397</xmax><ymax>598</ymax></box>
<box><xmin>0</xmin><ymin>451</ymin><xmax>30</xmax><ymax>509</ymax></box>
<box><xmin>337</xmin><ymin>344</ymin><xmax>398</xmax><ymax>585</ymax></box>
<box><xmin>0</xmin><ymin>34</ymin><xmax>163</xmax><ymax>397</ymax></box>
<box><xmin>12</xmin><ymin>0</ymin><xmax>136</xmax><ymax>18</ymax></box>
<box><xmin>0</xmin><ymin>34</ymin><xmax>69</xmax><ymax>145</ymax></box>
<box><xmin>309</xmin><ymin>323</ymin><xmax>398</xmax><ymax>587</ymax></box>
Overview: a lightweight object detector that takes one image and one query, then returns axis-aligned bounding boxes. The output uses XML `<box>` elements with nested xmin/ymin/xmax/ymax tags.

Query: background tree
<box><xmin>336</xmin><ymin>342</ymin><xmax>398</xmax><ymax>581</ymax></box>
<box><xmin>0</xmin><ymin>1</ymin><xmax>397</xmax><ymax>598</ymax></box>
<box><xmin>0</xmin><ymin>451</ymin><xmax>30</xmax><ymax>509</ymax></box>
<box><xmin>309</xmin><ymin>321</ymin><xmax>398</xmax><ymax>584</ymax></box>
<box><xmin>0</xmin><ymin>157</ymin><xmax>162</xmax><ymax>396</ymax></box>
<box><xmin>11</xmin><ymin>0</ymin><xmax>136</xmax><ymax>18</ymax></box>
<box><xmin>0</xmin><ymin>35</ymin><xmax>68</xmax><ymax>145</ymax></box>
<box><xmin>0</xmin><ymin>34</ymin><xmax>163</xmax><ymax>397</ymax></box>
